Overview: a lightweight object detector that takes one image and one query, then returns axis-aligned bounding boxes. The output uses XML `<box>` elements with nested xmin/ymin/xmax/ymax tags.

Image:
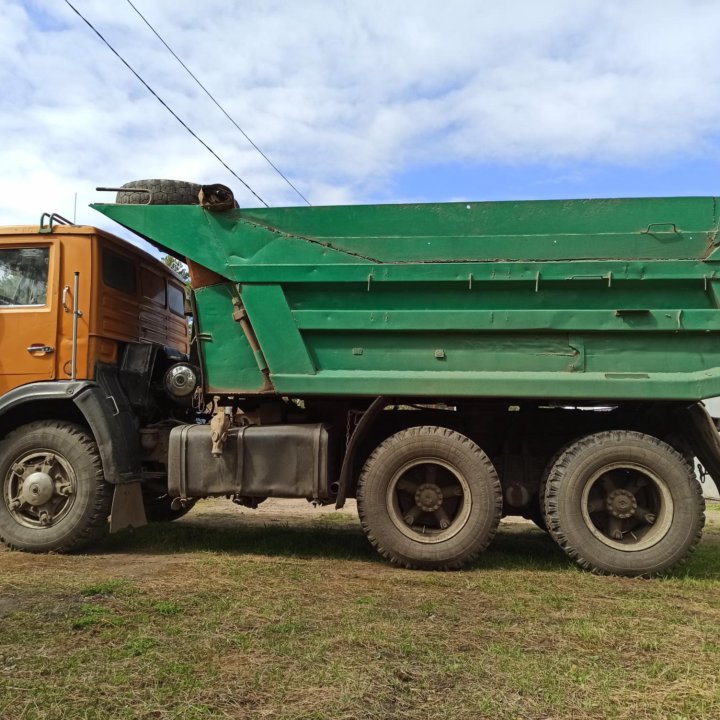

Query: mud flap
<box><xmin>109</xmin><ymin>482</ymin><xmax>147</xmax><ymax>533</ymax></box>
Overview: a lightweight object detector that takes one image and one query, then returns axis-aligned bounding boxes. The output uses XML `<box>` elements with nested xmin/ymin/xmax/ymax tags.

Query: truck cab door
<box><xmin>0</xmin><ymin>242</ymin><xmax>59</xmax><ymax>396</ymax></box>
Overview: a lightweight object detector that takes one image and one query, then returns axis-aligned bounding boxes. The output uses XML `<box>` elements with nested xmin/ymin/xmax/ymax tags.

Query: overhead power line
<box><xmin>123</xmin><ymin>0</ymin><xmax>311</xmax><ymax>206</ymax></box>
<box><xmin>63</xmin><ymin>0</ymin><xmax>269</xmax><ymax>207</ymax></box>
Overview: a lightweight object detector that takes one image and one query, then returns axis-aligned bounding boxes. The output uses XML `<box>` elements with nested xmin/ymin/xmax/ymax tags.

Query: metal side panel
<box><xmin>168</xmin><ymin>423</ymin><xmax>329</xmax><ymax>500</ymax></box>
<box><xmin>193</xmin><ymin>284</ymin><xmax>269</xmax><ymax>393</ymax></box>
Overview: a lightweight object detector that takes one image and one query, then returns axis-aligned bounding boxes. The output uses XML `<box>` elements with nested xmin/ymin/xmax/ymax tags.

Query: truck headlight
<box><xmin>164</xmin><ymin>363</ymin><xmax>198</xmax><ymax>398</ymax></box>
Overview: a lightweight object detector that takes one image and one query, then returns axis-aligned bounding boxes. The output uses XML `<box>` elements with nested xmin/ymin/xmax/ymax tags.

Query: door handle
<box><xmin>27</xmin><ymin>344</ymin><xmax>54</xmax><ymax>354</ymax></box>
<box><xmin>62</xmin><ymin>286</ymin><xmax>71</xmax><ymax>313</ymax></box>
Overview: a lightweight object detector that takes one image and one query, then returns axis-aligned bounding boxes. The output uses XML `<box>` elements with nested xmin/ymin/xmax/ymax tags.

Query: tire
<box><xmin>143</xmin><ymin>493</ymin><xmax>196</xmax><ymax>523</ymax></box>
<box><xmin>357</xmin><ymin>426</ymin><xmax>502</xmax><ymax>570</ymax></box>
<box><xmin>0</xmin><ymin>421</ymin><xmax>112</xmax><ymax>553</ymax></box>
<box><xmin>544</xmin><ymin>430</ymin><xmax>705</xmax><ymax>576</ymax></box>
<box><xmin>525</xmin><ymin>442</ymin><xmax>575</xmax><ymax>532</ymax></box>
<box><xmin>116</xmin><ymin>179</ymin><xmax>201</xmax><ymax>206</ymax></box>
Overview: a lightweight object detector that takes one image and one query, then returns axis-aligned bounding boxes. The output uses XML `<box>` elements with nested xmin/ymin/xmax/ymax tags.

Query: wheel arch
<box><xmin>0</xmin><ymin>397</ymin><xmax>86</xmax><ymax>437</ymax></box>
<box><xmin>0</xmin><ymin>381</ymin><xmax>141</xmax><ymax>486</ymax></box>
<box><xmin>335</xmin><ymin>397</ymin><xmax>468</xmax><ymax>508</ymax></box>
<box><xmin>674</xmin><ymin>403</ymin><xmax>720</xmax><ymax>487</ymax></box>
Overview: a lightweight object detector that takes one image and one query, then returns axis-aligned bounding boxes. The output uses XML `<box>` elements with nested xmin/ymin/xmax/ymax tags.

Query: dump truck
<box><xmin>2</xmin><ymin>180</ymin><xmax>720</xmax><ymax>577</ymax></box>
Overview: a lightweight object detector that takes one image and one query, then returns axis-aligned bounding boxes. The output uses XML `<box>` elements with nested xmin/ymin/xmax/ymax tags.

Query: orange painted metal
<box><xmin>0</xmin><ymin>225</ymin><xmax>188</xmax><ymax>395</ymax></box>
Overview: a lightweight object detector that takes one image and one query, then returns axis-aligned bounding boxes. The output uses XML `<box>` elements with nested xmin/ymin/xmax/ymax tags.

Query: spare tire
<box><xmin>116</xmin><ymin>179</ymin><xmax>201</xmax><ymax>205</ymax></box>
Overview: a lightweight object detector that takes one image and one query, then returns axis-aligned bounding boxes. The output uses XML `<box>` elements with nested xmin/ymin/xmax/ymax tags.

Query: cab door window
<box><xmin>0</xmin><ymin>247</ymin><xmax>49</xmax><ymax>306</ymax></box>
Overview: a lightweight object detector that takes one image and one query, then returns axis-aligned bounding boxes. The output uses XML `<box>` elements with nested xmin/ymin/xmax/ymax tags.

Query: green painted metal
<box><xmin>92</xmin><ymin>195</ymin><xmax>720</xmax><ymax>401</ymax></box>
<box><xmin>241</xmin><ymin>284</ymin><xmax>317</xmax><ymax>376</ymax></box>
<box><xmin>193</xmin><ymin>283</ymin><xmax>267</xmax><ymax>393</ymax></box>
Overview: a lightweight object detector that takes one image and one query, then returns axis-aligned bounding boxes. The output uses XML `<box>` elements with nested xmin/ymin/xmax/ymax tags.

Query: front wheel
<box><xmin>0</xmin><ymin>421</ymin><xmax>112</xmax><ymax>553</ymax></box>
<box><xmin>357</xmin><ymin>426</ymin><xmax>502</xmax><ymax>569</ymax></box>
<box><xmin>544</xmin><ymin>430</ymin><xmax>705</xmax><ymax>576</ymax></box>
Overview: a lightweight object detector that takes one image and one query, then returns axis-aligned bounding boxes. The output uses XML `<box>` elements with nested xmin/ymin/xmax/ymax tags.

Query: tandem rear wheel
<box><xmin>544</xmin><ymin>430</ymin><xmax>705</xmax><ymax>577</ymax></box>
<box><xmin>357</xmin><ymin>426</ymin><xmax>503</xmax><ymax>569</ymax></box>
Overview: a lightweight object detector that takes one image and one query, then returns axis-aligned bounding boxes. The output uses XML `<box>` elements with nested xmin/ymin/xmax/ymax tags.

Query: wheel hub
<box><xmin>606</xmin><ymin>488</ymin><xmax>637</xmax><ymax>519</ymax></box>
<box><xmin>5</xmin><ymin>450</ymin><xmax>78</xmax><ymax>530</ymax></box>
<box><xmin>387</xmin><ymin>455</ymin><xmax>475</xmax><ymax>545</ymax></box>
<box><xmin>19</xmin><ymin>471</ymin><xmax>55</xmax><ymax>507</ymax></box>
<box><xmin>414</xmin><ymin>483</ymin><xmax>443</xmax><ymax>512</ymax></box>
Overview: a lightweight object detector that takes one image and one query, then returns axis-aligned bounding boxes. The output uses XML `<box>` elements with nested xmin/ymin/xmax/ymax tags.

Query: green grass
<box><xmin>0</xmin><ymin>504</ymin><xmax>718</xmax><ymax>720</ymax></box>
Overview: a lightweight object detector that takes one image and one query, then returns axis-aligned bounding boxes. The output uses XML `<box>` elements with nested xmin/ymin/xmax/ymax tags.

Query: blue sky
<box><xmin>389</xmin><ymin>156</ymin><xmax>720</xmax><ymax>204</ymax></box>
<box><xmin>3</xmin><ymin>0</ymin><xmax>720</xmax><ymax>239</ymax></box>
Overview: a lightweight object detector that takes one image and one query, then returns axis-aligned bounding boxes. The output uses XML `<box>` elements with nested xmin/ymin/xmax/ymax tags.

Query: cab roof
<box><xmin>0</xmin><ymin>224</ymin><xmax>184</xmax><ymax>284</ymax></box>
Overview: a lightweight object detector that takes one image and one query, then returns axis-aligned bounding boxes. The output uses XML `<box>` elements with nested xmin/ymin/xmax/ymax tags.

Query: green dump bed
<box><xmin>94</xmin><ymin>196</ymin><xmax>720</xmax><ymax>401</ymax></box>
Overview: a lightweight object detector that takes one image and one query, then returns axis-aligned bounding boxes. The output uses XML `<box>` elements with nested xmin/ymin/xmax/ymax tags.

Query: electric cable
<box><xmin>63</xmin><ymin>0</ymin><xmax>269</xmax><ymax>207</ymax></box>
<box><xmin>124</xmin><ymin>0</ymin><xmax>311</xmax><ymax>206</ymax></box>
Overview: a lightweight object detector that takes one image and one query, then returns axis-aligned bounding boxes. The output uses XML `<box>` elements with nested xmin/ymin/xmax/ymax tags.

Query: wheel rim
<box><xmin>386</xmin><ymin>457</ymin><xmax>472</xmax><ymax>544</ymax></box>
<box><xmin>4</xmin><ymin>449</ymin><xmax>77</xmax><ymax>529</ymax></box>
<box><xmin>580</xmin><ymin>462</ymin><xmax>674</xmax><ymax>551</ymax></box>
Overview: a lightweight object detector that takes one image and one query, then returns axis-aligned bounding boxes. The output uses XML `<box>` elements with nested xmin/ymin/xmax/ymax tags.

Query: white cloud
<box><xmin>2</xmin><ymin>0</ymin><xmax>720</xmax><ymax>234</ymax></box>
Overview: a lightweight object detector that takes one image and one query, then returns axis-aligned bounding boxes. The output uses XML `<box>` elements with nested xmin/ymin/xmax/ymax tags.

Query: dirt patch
<box><xmin>0</xmin><ymin>500</ymin><xmax>714</xmax><ymax>580</ymax></box>
<box><xmin>0</xmin><ymin>499</ymin><xmax>358</xmax><ymax>578</ymax></box>
<box><xmin>0</xmin><ymin>596</ymin><xmax>21</xmax><ymax>618</ymax></box>
<box><xmin>180</xmin><ymin>496</ymin><xmax>534</xmax><ymax>529</ymax></box>
<box><xmin>183</xmin><ymin>497</ymin><xmax>361</xmax><ymax>528</ymax></box>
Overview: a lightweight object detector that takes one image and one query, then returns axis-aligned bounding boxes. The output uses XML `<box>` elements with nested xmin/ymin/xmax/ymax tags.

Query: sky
<box><xmin>3</xmin><ymin>0</ymin><xmax>720</xmax><ymax>245</ymax></box>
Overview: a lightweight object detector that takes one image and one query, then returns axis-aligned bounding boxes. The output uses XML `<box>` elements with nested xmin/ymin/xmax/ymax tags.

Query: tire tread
<box><xmin>116</xmin><ymin>179</ymin><xmax>201</xmax><ymax>205</ymax></box>
<box><xmin>356</xmin><ymin>425</ymin><xmax>502</xmax><ymax>570</ymax></box>
<box><xmin>544</xmin><ymin>430</ymin><xmax>705</xmax><ymax>576</ymax></box>
<box><xmin>0</xmin><ymin>421</ymin><xmax>112</xmax><ymax>553</ymax></box>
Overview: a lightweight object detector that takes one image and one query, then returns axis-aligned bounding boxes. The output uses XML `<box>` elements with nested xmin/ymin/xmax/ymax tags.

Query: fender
<box><xmin>0</xmin><ymin>380</ymin><xmax>141</xmax><ymax>485</ymax></box>
<box><xmin>678</xmin><ymin>402</ymin><xmax>720</xmax><ymax>487</ymax></box>
<box><xmin>335</xmin><ymin>395</ymin><xmax>390</xmax><ymax>509</ymax></box>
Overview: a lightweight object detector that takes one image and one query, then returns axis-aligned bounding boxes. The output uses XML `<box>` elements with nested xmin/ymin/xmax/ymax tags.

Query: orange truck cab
<box><xmin>0</xmin><ymin>218</ymin><xmax>192</xmax><ymax>552</ymax></box>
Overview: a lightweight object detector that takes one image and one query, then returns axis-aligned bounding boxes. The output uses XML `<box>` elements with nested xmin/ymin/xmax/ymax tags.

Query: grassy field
<box><xmin>1</xmin><ymin>500</ymin><xmax>719</xmax><ymax>720</ymax></box>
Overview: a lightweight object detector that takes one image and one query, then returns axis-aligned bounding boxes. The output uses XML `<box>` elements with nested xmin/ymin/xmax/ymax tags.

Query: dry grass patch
<box><xmin>0</xmin><ymin>501</ymin><xmax>718</xmax><ymax>719</ymax></box>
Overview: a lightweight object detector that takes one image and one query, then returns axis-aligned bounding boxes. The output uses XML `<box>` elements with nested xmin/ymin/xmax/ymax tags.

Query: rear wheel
<box><xmin>0</xmin><ymin>421</ymin><xmax>112</xmax><ymax>553</ymax></box>
<box><xmin>544</xmin><ymin>430</ymin><xmax>704</xmax><ymax>576</ymax></box>
<box><xmin>525</xmin><ymin>442</ymin><xmax>574</xmax><ymax>532</ymax></box>
<box><xmin>357</xmin><ymin>426</ymin><xmax>502</xmax><ymax>569</ymax></box>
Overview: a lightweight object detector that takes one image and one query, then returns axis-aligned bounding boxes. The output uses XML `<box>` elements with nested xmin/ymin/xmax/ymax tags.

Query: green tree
<box><xmin>162</xmin><ymin>255</ymin><xmax>190</xmax><ymax>284</ymax></box>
